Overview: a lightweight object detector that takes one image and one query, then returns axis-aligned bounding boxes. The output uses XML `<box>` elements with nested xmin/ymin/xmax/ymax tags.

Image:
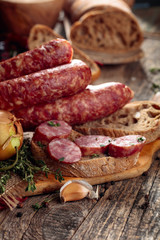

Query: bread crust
<box><xmin>64</xmin><ymin>0</ymin><xmax>143</xmax><ymax>55</ymax></box>
<box><xmin>69</xmin><ymin>9</ymin><xmax>143</xmax><ymax>53</ymax></box>
<box><xmin>64</xmin><ymin>0</ymin><xmax>131</xmax><ymax>22</ymax></box>
<box><xmin>31</xmin><ymin>130</ymin><xmax>139</xmax><ymax>178</ymax></box>
<box><xmin>74</xmin><ymin>101</ymin><xmax>160</xmax><ymax>144</ymax></box>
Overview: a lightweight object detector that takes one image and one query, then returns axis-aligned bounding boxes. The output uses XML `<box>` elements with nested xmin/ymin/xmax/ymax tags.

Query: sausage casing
<box><xmin>0</xmin><ymin>59</ymin><xmax>91</xmax><ymax>111</ymax></box>
<box><xmin>14</xmin><ymin>82</ymin><xmax>134</xmax><ymax>130</ymax></box>
<box><xmin>0</xmin><ymin>39</ymin><xmax>73</xmax><ymax>81</ymax></box>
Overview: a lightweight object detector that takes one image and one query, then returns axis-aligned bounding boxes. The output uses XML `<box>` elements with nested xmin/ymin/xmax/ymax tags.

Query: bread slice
<box><xmin>74</xmin><ymin>101</ymin><xmax>160</xmax><ymax>144</ymax></box>
<box><xmin>64</xmin><ymin>0</ymin><xmax>143</xmax><ymax>54</ymax></box>
<box><xmin>31</xmin><ymin>130</ymin><xmax>139</xmax><ymax>178</ymax></box>
<box><xmin>28</xmin><ymin>24</ymin><xmax>100</xmax><ymax>82</ymax></box>
<box><xmin>2</xmin><ymin>130</ymin><xmax>159</xmax><ymax>204</ymax></box>
<box><xmin>25</xmin><ymin>138</ymin><xmax>160</xmax><ymax>197</ymax></box>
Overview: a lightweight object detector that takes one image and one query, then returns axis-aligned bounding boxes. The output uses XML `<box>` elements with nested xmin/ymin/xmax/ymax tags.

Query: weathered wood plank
<box><xmin>93</xmin><ymin>38</ymin><xmax>160</xmax><ymax>101</ymax></box>
<box><xmin>41</xmin><ymin>195</ymin><xmax>98</xmax><ymax>240</ymax></box>
<box><xmin>65</xmin><ymin>159</ymin><xmax>159</xmax><ymax>240</ymax></box>
<box><xmin>0</xmin><ymin>194</ymin><xmax>51</xmax><ymax>240</ymax></box>
<box><xmin>0</xmin><ymin>33</ymin><xmax>159</xmax><ymax>240</ymax></box>
<box><xmin>120</xmin><ymin>159</ymin><xmax>160</xmax><ymax>240</ymax></box>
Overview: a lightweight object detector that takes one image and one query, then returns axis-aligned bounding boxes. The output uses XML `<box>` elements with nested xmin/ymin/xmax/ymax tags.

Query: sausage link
<box><xmin>0</xmin><ymin>39</ymin><xmax>73</xmax><ymax>81</ymax></box>
<box><xmin>14</xmin><ymin>82</ymin><xmax>134</xmax><ymax>130</ymax></box>
<box><xmin>0</xmin><ymin>59</ymin><xmax>91</xmax><ymax>111</ymax></box>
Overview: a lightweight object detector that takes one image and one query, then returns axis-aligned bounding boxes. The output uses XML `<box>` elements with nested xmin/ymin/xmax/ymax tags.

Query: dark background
<box><xmin>135</xmin><ymin>0</ymin><xmax>160</xmax><ymax>7</ymax></box>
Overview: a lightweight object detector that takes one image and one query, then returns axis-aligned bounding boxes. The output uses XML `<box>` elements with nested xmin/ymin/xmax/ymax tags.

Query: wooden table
<box><xmin>0</xmin><ymin>11</ymin><xmax>160</xmax><ymax>240</ymax></box>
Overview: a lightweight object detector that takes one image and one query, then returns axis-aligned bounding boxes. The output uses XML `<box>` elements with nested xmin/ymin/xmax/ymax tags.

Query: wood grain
<box><xmin>0</xmin><ymin>23</ymin><xmax>160</xmax><ymax>240</ymax></box>
<box><xmin>93</xmin><ymin>38</ymin><xmax>160</xmax><ymax>101</ymax></box>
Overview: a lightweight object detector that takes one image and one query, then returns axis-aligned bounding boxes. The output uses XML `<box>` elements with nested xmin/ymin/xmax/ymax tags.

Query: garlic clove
<box><xmin>60</xmin><ymin>180</ymin><xmax>99</xmax><ymax>203</ymax></box>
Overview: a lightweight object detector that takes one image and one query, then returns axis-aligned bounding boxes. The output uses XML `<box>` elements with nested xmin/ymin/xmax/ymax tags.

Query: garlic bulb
<box><xmin>60</xmin><ymin>180</ymin><xmax>99</xmax><ymax>203</ymax></box>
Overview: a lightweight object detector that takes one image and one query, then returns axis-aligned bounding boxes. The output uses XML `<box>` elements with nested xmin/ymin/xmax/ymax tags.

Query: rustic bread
<box><xmin>64</xmin><ymin>0</ymin><xmax>143</xmax><ymax>55</ymax></box>
<box><xmin>64</xmin><ymin>0</ymin><xmax>135</xmax><ymax>16</ymax></box>
<box><xmin>31</xmin><ymin>130</ymin><xmax>139</xmax><ymax>178</ymax></box>
<box><xmin>125</xmin><ymin>0</ymin><xmax>135</xmax><ymax>7</ymax></box>
<box><xmin>28</xmin><ymin>24</ymin><xmax>100</xmax><ymax>82</ymax></box>
<box><xmin>74</xmin><ymin>101</ymin><xmax>160</xmax><ymax>144</ymax></box>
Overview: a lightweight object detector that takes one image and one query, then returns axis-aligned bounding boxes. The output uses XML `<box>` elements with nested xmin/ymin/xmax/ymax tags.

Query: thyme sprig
<box><xmin>55</xmin><ymin>168</ymin><xmax>64</xmax><ymax>183</ymax></box>
<box><xmin>0</xmin><ymin>173</ymin><xmax>11</xmax><ymax>194</ymax></box>
<box><xmin>0</xmin><ymin>147</ymin><xmax>19</xmax><ymax>171</ymax></box>
<box><xmin>0</xmin><ymin>138</ymin><xmax>50</xmax><ymax>194</ymax></box>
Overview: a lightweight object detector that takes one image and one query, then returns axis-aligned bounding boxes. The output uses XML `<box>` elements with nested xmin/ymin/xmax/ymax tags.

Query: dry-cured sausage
<box><xmin>33</xmin><ymin>120</ymin><xmax>72</xmax><ymax>145</ymax></box>
<box><xmin>14</xmin><ymin>82</ymin><xmax>134</xmax><ymax>130</ymax></box>
<box><xmin>0</xmin><ymin>39</ymin><xmax>73</xmax><ymax>81</ymax></box>
<box><xmin>0</xmin><ymin>59</ymin><xmax>91</xmax><ymax>111</ymax></box>
<box><xmin>47</xmin><ymin>138</ymin><xmax>82</xmax><ymax>164</ymax></box>
<box><xmin>75</xmin><ymin>135</ymin><xmax>112</xmax><ymax>156</ymax></box>
<box><xmin>108</xmin><ymin>135</ymin><xmax>146</xmax><ymax>157</ymax></box>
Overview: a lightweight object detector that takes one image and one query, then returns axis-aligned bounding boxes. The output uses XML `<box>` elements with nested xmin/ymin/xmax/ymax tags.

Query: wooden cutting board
<box><xmin>24</xmin><ymin>138</ymin><xmax>160</xmax><ymax>196</ymax></box>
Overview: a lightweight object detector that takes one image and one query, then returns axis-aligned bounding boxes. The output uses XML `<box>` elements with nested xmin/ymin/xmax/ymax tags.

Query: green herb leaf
<box><xmin>32</xmin><ymin>203</ymin><xmax>41</xmax><ymax>211</ymax></box>
<box><xmin>0</xmin><ymin>173</ymin><xmax>11</xmax><ymax>194</ymax></box>
<box><xmin>0</xmin><ymin>139</ymin><xmax>50</xmax><ymax>194</ymax></box>
<box><xmin>59</xmin><ymin>157</ymin><xmax>65</xmax><ymax>162</ymax></box>
<box><xmin>151</xmin><ymin>83</ymin><xmax>160</xmax><ymax>93</ymax></box>
<box><xmin>47</xmin><ymin>121</ymin><xmax>60</xmax><ymax>127</ymax></box>
<box><xmin>37</xmin><ymin>141</ymin><xmax>45</xmax><ymax>148</ymax></box>
<box><xmin>0</xmin><ymin>147</ymin><xmax>19</xmax><ymax>172</ymax></box>
<box><xmin>31</xmin><ymin>193</ymin><xmax>59</xmax><ymax>211</ymax></box>
<box><xmin>150</xmin><ymin>67</ymin><xmax>160</xmax><ymax>74</ymax></box>
<box><xmin>91</xmin><ymin>154</ymin><xmax>100</xmax><ymax>158</ymax></box>
<box><xmin>54</xmin><ymin>169</ymin><xmax>64</xmax><ymax>182</ymax></box>
<box><xmin>137</xmin><ymin>137</ymin><xmax>144</xmax><ymax>142</ymax></box>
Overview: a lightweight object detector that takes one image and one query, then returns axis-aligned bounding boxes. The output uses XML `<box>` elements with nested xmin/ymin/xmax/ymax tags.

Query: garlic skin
<box><xmin>60</xmin><ymin>180</ymin><xmax>99</xmax><ymax>203</ymax></box>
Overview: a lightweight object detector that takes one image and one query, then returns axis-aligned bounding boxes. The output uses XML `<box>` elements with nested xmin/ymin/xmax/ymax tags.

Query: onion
<box><xmin>0</xmin><ymin>110</ymin><xmax>23</xmax><ymax>161</ymax></box>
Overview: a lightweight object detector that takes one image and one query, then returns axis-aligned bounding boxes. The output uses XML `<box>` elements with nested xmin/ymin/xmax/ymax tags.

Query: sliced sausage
<box><xmin>47</xmin><ymin>138</ymin><xmax>82</xmax><ymax>164</ymax></box>
<box><xmin>14</xmin><ymin>82</ymin><xmax>134</xmax><ymax>130</ymax></box>
<box><xmin>108</xmin><ymin>135</ymin><xmax>146</xmax><ymax>157</ymax></box>
<box><xmin>75</xmin><ymin>135</ymin><xmax>112</xmax><ymax>156</ymax></box>
<box><xmin>33</xmin><ymin>120</ymin><xmax>72</xmax><ymax>145</ymax></box>
<box><xmin>0</xmin><ymin>59</ymin><xmax>91</xmax><ymax>111</ymax></box>
<box><xmin>0</xmin><ymin>39</ymin><xmax>73</xmax><ymax>81</ymax></box>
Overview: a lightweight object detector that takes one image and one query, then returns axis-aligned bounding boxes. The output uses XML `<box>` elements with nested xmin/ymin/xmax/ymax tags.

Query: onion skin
<box><xmin>0</xmin><ymin>110</ymin><xmax>23</xmax><ymax>161</ymax></box>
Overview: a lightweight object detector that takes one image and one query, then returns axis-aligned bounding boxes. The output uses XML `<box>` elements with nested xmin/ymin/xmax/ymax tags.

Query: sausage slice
<box><xmin>108</xmin><ymin>135</ymin><xmax>146</xmax><ymax>157</ymax></box>
<box><xmin>47</xmin><ymin>138</ymin><xmax>82</xmax><ymax>164</ymax></box>
<box><xmin>75</xmin><ymin>135</ymin><xmax>112</xmax><ymax>156</ymax></box>
<box><xmin>33</xmin><ymin>120</ymin><xmax>72</xmax><ymax>145</ymax></box>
